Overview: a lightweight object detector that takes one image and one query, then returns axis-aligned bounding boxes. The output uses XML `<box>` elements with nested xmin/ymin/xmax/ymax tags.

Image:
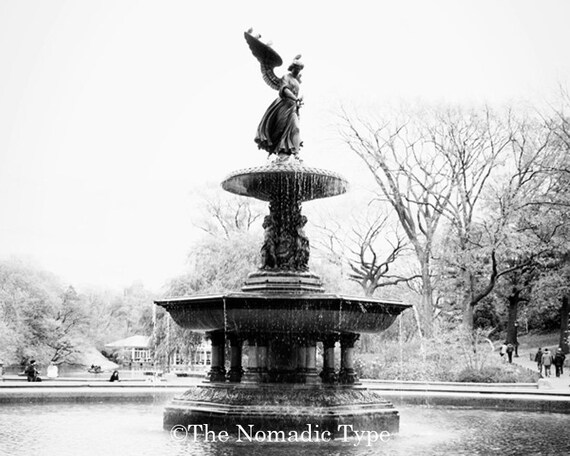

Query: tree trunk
<box><xmin>419</xmin><ymin>257</ymin><xmax>433</xmax><ymax>337</ymax></box>
<box><xmin>463</xmin><ymin>271</ymin><xmax>476</xmax><ymax>331</ymax></box>
<box><xmin>463</xmin><ymin>304</ymin><xmax>474</xmax><ymax>331</ymax></box>
<box><xmin>464</xmin><ymin>250</ymin><xmax>501</xmax><ymax>331</ymax></box>
<box><xmin>506</xmin><ymin>288</ymin><xmax>520</xmax><ymax>347</ymax></box>
<box><xmin>559</xmin><ymin>295</ymin><xmax>569</xmax><ymax>354</ymax></box>
<box><xmin>412</xmin><ymin>304</ymin><xmax>424</xmax><ymax>339</ymax></box>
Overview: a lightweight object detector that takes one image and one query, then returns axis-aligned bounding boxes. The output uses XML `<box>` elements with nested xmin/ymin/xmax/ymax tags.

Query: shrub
<box><xmin>456</xmin><ymin>362</ymin><xmax>539</xmax><ymax>383</ymax></box>
<box><xmin>355</xmin><ymin>326</ymin><xmax>540</xmax><ymax>383</ymax></box>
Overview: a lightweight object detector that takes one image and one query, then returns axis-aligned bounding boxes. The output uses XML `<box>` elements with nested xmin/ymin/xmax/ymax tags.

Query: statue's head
<box><xmin>288</xmin><ymin>54</ymin><xmax>304</xmax><ymax>72</ymax></box>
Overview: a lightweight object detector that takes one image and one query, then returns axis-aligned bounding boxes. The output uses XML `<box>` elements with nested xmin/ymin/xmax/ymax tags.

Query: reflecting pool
<box><xmin>0</xmin><ymin>402</ymin><xmax>568</xmax><ymax>455</ymax></box>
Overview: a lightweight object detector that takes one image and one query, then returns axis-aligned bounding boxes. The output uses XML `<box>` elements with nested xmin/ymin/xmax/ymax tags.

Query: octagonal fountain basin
<box><xmin>155</xmin><ymin>293</ymin><xmax>410</xmax><ymax>334</ymax></box>
<box><xmin>164</xmin><ymin>383</ymin><xmax>399</xmax><ymax>436</ymax></box>
<box><xmin>221</xmin><ymin>161</ymin><xmax>349</xmax><ymax>202</ymax></box>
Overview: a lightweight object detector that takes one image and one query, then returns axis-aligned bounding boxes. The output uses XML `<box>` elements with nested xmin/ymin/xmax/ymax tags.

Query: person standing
<box><xmin>46</xmin><ymin>362</ymin><xmax>58</xmax><ymax>379</ymax></box>
<box><xmin>535</xmin><ymin>348</ymin><xmax>543</xmax><ymax>375</ymax></box>
<box><xmin>553</xmin><ymin>348</ymin><xmax>566</xmax><ymax>378</ymax></box>
<box><xmin>542</xmin><ymin>348</ymin><xmax>553</xmax><ymax>377</ymax></box>
<box><xmin>506</xmin><ymin>343</ymin><xmax>514</xmax><ymax>363</ymax></box>
<box><xmin>500</xmin><ymin>343</ymin><xmax>507</xmax><ymax>361</ymax></box>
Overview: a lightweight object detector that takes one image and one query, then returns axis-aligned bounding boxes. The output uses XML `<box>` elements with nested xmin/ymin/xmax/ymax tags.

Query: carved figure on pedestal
<box><xmin>245</xmin><ymin>29</ymin><xmax>304</xmax><ymax>157</ymax></box>
<box><xmin>275</xmin><ymin>231</ymin><xmax>296</xmax><ymax>269</ymax></box>
<box><xmin>295</xmin><ymin>215</ymin><xmax>310</xmax><ymax>271</ymax></box>
<box><xmin>261</xmin><ymin>214</ymin><xmax>277</xmax><ymax>269</ymax></box>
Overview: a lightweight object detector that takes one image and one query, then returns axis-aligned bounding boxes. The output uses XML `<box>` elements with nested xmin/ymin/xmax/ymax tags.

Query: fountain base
<box><xmin>164</xmin><ymin>383</ymin><xmax>399</xmax><ymax>436</ymax></box>
<box><xmin>159</xmin><ymin>160</ymin><xmax>409</xmax><ymax>439</ymax></box>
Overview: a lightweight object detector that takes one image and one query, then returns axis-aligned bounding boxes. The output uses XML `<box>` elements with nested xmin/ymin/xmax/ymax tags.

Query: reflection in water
<box><xmin>0</xmin><ymin>402</ymin><xmax>568</xmax><ymax>456</ymax></box>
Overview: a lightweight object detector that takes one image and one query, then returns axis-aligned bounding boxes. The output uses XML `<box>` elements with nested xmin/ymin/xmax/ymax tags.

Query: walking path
<box><xmin>511</xmin><ymin>347</ymin><xmax>570</xmax><ymax>391</ymax></box>
<box><xmin>2</xmin><ymin>374</ymin><xmax>570</xmax><ymax>413</ymax></box>
<box><xmin>2</xmin><ymin>354</ymin><xmax>570</xmax><ymax>413</ymax></box>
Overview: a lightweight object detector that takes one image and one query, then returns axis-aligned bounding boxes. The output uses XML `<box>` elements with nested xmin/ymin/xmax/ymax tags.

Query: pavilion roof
<box><xmin>105</xmin><ymin>335</ymin><xmax>151</xmax><ymax>349</ymax></box>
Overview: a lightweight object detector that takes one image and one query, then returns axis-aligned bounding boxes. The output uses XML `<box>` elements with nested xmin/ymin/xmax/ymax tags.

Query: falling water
<box><xmin>222</xmin><ymin>297</ymin><xmax>228</xmax><ymax>334</ymax></box>
<box><xmin>399</xmin><ymin>314</ymin><xmax>403</xmax><ymax>378</ymax></box>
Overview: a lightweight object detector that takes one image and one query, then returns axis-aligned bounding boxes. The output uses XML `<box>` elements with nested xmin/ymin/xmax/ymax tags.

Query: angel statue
<box><xmin>245</xmin><ymin>29</ymin><xmax>304</xmax><ymax>157</ymax></box>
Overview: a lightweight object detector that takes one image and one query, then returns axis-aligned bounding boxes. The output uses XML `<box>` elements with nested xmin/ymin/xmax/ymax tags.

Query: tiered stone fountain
<box><xmin>155</xmin><ymin>159</ymin><xmax>410</xmax><ymax>434</ymax></box>
<box><xmin>154</xmin><ymin>29</ymin><xmax>410</xmax><ymax>436</ymax></box>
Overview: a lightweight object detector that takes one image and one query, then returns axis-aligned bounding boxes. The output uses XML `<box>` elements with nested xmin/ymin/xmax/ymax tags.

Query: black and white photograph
<box><xmin>1</xmin><ymin>1</ymin><xmax>569</xmax><ymax>455</ymax></box>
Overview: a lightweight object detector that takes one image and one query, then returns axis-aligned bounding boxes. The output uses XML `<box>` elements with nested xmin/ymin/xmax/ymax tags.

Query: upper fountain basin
<box><xmin>155</xmin><ymin>293</ymin><xmax>410</xmax><ymax>334</ymax></box>
<box><xmin>221</xmin><ymin>161</ymin><xmax>349</xmax><ymax>202</ymax></box>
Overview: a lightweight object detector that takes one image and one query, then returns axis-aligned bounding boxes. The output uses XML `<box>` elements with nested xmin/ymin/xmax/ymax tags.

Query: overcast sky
<box><xmin>1</xmin><ymin>0</ymin><xmax>569</xmax><ymax>291</ymax></box>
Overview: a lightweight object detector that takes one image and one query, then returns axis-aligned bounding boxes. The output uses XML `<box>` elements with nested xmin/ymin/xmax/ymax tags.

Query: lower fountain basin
<box><xmin>155</xmin><ymin>293</ymin><xmax>410</xmax><ymax>334</ymax></box>
<box><xmin>164</xmin><ymin>383</ymin><xmax>399</xmax><ymax>436</ymax></box>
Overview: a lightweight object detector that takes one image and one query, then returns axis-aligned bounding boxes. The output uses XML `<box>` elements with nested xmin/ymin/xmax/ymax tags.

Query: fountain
<box><xmin>155</xmin><ymin>29</ymin><xmax>410</xmax><ymax>437</ymax></box>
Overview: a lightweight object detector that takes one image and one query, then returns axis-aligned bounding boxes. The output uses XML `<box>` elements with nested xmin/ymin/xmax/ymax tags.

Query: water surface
<box><xmin>0</xmin><ymin>402</ymin><xmax>567</xmax><ymax>455</ymax></box>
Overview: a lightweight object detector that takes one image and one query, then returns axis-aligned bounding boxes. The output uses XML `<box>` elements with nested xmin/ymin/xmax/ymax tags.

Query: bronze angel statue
<box><xmin>245</xmin><ymin>29</ymin><xmax>304</xmax><ymax>157</ymax></box>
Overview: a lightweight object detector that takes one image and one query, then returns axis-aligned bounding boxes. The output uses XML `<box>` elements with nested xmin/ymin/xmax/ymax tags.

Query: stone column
<box><xmin>243</xmin><ymin>336</ymin><xmax>262</xmax><ymax>383</ymax></box>
<box><xmin>320</xmin><ymin>334</ymin><xmax>338</xmax><ymax>384</ymax></box>
<box><xmin>339</xmin><ymin>333</ymin><xmax>360</xmax><ymax>385</ymax></box>
<box><xmin>257</xmin><ymin>335</ymin><xmax>269</xmax><ymax>382</ymax></box>
<box><xmin>207</xmin><ymin>331</ymin><xmax>226</xmax><ymax>382</ymax></box>
<box><xmin>227</xmin><ymin>334</ymin><xmax>243</xmax><ymax>383</ymax></box>
<box><xmin>295</xmin><ymin>341</ymin><xmax>307</xmax><ymax>383</ymax></box>
<box><xmin>304</xmin><ymin>337</ymin><xmax>319</xmax><ymax>384</ymax></box>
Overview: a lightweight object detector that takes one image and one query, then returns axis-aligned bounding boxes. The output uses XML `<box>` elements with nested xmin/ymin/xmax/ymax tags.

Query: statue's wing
<box><xmin>244</xmin><ymin>30</ymin><xmax>283</xmax><ymax>91</ymax></box>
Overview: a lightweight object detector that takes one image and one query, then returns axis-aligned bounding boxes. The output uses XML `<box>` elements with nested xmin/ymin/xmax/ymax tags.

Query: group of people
<box><xmin>499</xmin><ymin>343</ymin><xmax>517</xmax><ymax>363</ymax></box>
<box><xmin>499</xmin><ymin>342</ymin><xmax>568</xmax><ymax>379</ymax></box>
<box><xmin>25</xmin><ymin>360</ymin><xmax>120</xmax><ymax>382</ymax></box>
<box><xmin>535</xmin><ymin>347</ymin><xmax>566</xmax><ymax>377</ymax></box>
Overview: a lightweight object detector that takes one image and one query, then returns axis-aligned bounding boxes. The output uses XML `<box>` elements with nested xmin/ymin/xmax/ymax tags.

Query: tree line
<box><xmin>0</xmin><ymin>258</ymin><xmax>154</xmax><ymax>367</ymax></box>
<box><xmin>329</xmin><ymin>95</ymin><xmax>570</xmax><ymax>350</ymax></box>
<box><xmin>2</xmin><ymin>95</ymin><xmax>569</xmax><ymax>368</ymax></box>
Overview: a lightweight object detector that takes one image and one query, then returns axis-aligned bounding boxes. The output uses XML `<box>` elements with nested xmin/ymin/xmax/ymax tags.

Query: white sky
<box><xmin>1</xmin><ymin>0</ymin><xmax>569</xmax><ymax>291</ymax></box>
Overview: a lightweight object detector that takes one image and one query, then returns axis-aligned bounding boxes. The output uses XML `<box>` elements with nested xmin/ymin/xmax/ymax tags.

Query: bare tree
<box><xmin>191</xmin><ymin>185</ymin><xmax>264</xmax><ymax>239</ymax></box>
<box><xmin>524</xmin><ymin>93</ymin><xmax>570</xmax><ymax>352</ymax></box>
<box><xmin>313</xmin><ymin>204</ymin><xmax>418</xmax><ymax>297</ymax></box>
<box><xmin>339</xmin><ymin>106</ymin><xmax>456</xmax><ymax>336</ymax></box>
<box><xmin>468</xmin><ymin>111</ymin><xmax>558</xmax><ymax>331</ymax></box>
<box><xmin>429</xmin><ymin>106</ymin><xmax>517</xmax><ymax>328</ymax></box>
